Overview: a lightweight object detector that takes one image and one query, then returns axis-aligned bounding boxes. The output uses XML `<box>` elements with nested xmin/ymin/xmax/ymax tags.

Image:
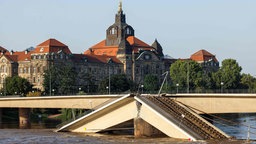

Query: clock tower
<box><xmin>105</xmin><ymin>1</ymin><xmax>134</xmax><ymax>46</ymax></box>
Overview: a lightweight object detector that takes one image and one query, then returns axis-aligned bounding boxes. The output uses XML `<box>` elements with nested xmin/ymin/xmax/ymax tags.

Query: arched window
<box><xmin>126</xmin><ymin>28</ymin><xmax>130</xmax><ymax>34</ymax></box>
<box><xmin>110</xmin><ymin>27</ymin><xmax>116</xmax><ymax>35</ymax></box>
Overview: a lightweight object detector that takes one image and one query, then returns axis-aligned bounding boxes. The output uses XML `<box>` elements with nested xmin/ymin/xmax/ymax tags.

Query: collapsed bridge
<box><xmin>57</xmin><ymin>94</ymin><xmax>229</xmax><ymax>141</ymax></box>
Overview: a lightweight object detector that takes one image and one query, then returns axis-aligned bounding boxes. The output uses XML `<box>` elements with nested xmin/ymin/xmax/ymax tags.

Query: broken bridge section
<box><xmin>135</xmin><ymin>96</ymin><xmax>229</xmax><ymax>140</ymax></box>
<box><xmin>57</xmin><ymin>94</ymin><xmax>230</xmax><ymax>141</ymax></box>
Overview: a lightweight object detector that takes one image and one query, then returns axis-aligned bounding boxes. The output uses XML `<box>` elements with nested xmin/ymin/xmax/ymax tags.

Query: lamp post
<box><xmin>187</xmin><ymin>61</ymin><xmax>190</xmax><ymax>93</ymax></box>
<box><xmin>141</xmin><ymin>84</ymin><xmax>144</xmax><ymax>94</ymax></box>
<box><xmin>52</xmin><ymin>89</ymin><xmax>55</xmax><ymax>96</ymax></box>
<box><xmin>79</xmin><ymin>87</ymin><xmax>81</xmax><ymax>94</ymax></box>
<box><xmin>49</xmin><ymin>71</ymin><xmax>52</xmax><ymax>96</ymax></box>
<box><xmin>176</xmin><ymin>83</ymin><xmax>179</xmax><ymax>93</ymax></box>
<box><xmin>106</xmin><ymin>86</ymin><xmax>109</xmax><ymax>94</ymax></box>
<box><xmin>221</xmin><ymin>82</ymin><xmax>224</xmax><ymax>93</ymax></box>
<box><xmin>108</xmin><ymin>64</ymin><xmax>111</xmax><ymax>95</ymax></box>
<box><xmin>2</xmin><ymin>74</ymin><xmax>6</xmax><ymax>96</ymax></box>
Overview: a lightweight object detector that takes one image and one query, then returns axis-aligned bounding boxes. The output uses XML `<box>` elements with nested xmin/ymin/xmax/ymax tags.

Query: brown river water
<box><xmin>0</xmin><ymin>129</ymin><xmax>252</xmax><ymax>144</ymax></box>
<box><xmin>1</xmin><ymin>113</ymin><xmax>256</xmax><ymax>143</ymax></box>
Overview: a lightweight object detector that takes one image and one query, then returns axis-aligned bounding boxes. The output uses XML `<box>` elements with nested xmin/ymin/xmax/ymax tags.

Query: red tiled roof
<box><xmin>85</xmin><ymin>54</ymin><xmax>122</xmax><ymax>64</ymax></box>
<box><xmin>84</xmin><ymin>36</ymin><xmax>155</xmax><ymax>56</ymax></box>
<box><xmin>14</xmin><ymin>51</ymin><xmax>32</xmax><ymax>61</ymax></box>
<box><xmin>34</xmin><ymin>39</ymin><xmax>72</xmax><ymax>54</ymax></box>
<box><xmin>3</xmin><ymin>51</ymin><xmax>32</xmax><ymax>62</ymax></box>
<box><xmin>0</xmin><ymin>46</ymin><xmax>10</xmax><ymax>55</ymax></box>
<box><xmin>127</xmin><ymin>36</ymin><xmax>151</xmax><ymax>47</ymax></box>
<box><xmin>0</xmin><ymin>54</ymin><xmax>17</xmax><ymax>62</ymax></box>
<box><xmin>38</xmin><ymin>38</ymin><xmax>67</xmax><ymax>47</ymax></box>
<box><xmin>73</xmin><ymin>53</ymin><xmax>121</xmax><ymax>64</ymax></box>
<box><xmin>190</xmin><ymin>49</ymin><xmax>218</xmax><ymax>62</ymax></box>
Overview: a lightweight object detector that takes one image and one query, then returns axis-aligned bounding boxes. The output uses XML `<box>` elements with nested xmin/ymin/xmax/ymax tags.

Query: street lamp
<box><xmin>106</xmin><ymin>86</ymin><xmax>109</xmax><ymax>94</ymax></box>
<box><xmin>78</xmin><ymin>87</ymin><xmax>81</xmax><ymax>95</ymax></box>
<box><xmin>221</xmin><ymin>82</ymin><xmax>224</xmax><ymax>93</ymax></box>
<box><xmin>108</xmin><ymin>64</ymin><xmax>111</xmax><ymax>95</ymax></box>
<box><xmin>141</xmin><ymin>84</ymin><xmax>144</xmax><ymax>94</ymax></box>
<box><xmin>2</xmin><ymin>74</ymin><xmax>6</xmax><ymax>96</ymax></box>
<box><xmin>187</xmin><ymin>61</ymin><xmax>190</xmax><ymax>93</ymax></box>
<box><xmin>52</xmin><ymin>89</ymin><xmax>55</xmax><ymax>96</ymax></box>
<box><xmin>176</xmin><ymin>83</ymin><xmax>179</xmax><ymax>93</ymax></box>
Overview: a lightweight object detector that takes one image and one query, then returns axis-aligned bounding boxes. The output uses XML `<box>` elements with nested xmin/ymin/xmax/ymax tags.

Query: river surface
<box><xmin>1</xmin><ymin>113</ymin><xmax>256</xmax><ymax>144</ymax></box>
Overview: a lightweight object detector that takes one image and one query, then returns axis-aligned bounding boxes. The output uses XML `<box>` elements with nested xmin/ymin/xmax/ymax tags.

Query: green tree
<box><xmin>240</xmin><ymin>73</ymin><xmax>256</xmax><ymax>90</ymax></box>
<box><xmin>143</xmin><ymin>74</ymin><xmax>159</xmax><ymax>92</ymax></box>
<box><xmin>43</xmin><ymin>66</ymin><xmax>60</xmax><ymax>95</ymax></box>
<box><xmin>170</xmin><ymin>60</ymin><xmax>204</xmax><ymax>91</ymax></box>
<box><xmin>43</xmin><ymin>65</ymin><xmax>77</xmax><ymax>95</ymax></box>
<box><xmin>4</xmin><ymin>76</ymin><xmax>33</xmax><ymax>96</ymax></box>
<box><xmin>58</xmin><ymin>66</ymin><xmax>77</xmax><ymax>94</ymax></box>
<box><xmin>76</xmin><ymin>70</ymin><xmax>95</xmax><ymax>93</ymax></box>
<box><xmin>212</xmin><ymin>59</ymin><xmax>242</xmax><ymax>89</ymax></box>
<box><xmin>99</xmin><ymin>74</ymin><xmax>131</xmax><ymax>93</ymax></box>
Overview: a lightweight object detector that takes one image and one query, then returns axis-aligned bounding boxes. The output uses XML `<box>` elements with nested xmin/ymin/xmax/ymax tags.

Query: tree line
<box><xmin>0</xmin><ymin>58</ymin><xmax>255</xmax><ymax>96</ymax></box>
<box><xmin>169</xmin><ymin>59</ymin><xmax>256</xmax><ymax>93</ymax></box>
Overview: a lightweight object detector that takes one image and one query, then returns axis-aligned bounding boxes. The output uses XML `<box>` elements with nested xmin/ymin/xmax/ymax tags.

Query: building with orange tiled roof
<box><xmin>0</xmin><ymin>2</ymin><xmax>173</xmax><ymax>92</ymax></box>
<box><xmin>0</xmin><ymin>2</ymin><xmax>219</xmax><ymax>94</ymax></box>
<box><xmin>190</xmin><ymin>49</ymin><xmax>219</xmax><ymax>72</ymax></box>
<box><xmin>84</xmin><ymin>1</ymin><xmax>169</xmax><ymax>84</ymax></box>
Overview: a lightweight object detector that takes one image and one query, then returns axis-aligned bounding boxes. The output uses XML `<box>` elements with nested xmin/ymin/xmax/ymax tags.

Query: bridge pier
<box><xmin>19</xmin><ymin>108</ymin><xmax>31</xmax><ymax>129</ymax></box>
<box><xmin>134</xmin><ymin>117</ymin><xmax>164</xmax><ymax>137</ymax></box>
<box><xmin>0</xmin><ymin>108</ymin><xmax>2</xmax><ymax>128</ymax></box>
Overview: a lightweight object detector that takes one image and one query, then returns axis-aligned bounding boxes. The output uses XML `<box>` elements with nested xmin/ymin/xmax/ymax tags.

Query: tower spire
<box><xmin>118</xmin><ymin>0</ymin><xmax>123</xmax><ymax>13</ymax></box>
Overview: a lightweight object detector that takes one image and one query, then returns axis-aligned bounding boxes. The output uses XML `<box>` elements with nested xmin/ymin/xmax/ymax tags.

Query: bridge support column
<box><xmin>0</xmin><ymin>108</ymin><xmax>2</xmax><ymax>128</ymax></box>
<box><xmin>134</xmin><ymin>118</ymin><xmax>163</xmax><ymax>137</ymax></box>
<box><xmin>19</xmin><ymin>108</ymin><xmax>31</xmax><ymax>129</ymax></box>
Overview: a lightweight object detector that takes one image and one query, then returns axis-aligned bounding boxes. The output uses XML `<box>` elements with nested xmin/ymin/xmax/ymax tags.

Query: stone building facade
<box><xmin>0</xmin><ymin>2</ymin><xmax>218</xmax><ymax>93</ymax></box>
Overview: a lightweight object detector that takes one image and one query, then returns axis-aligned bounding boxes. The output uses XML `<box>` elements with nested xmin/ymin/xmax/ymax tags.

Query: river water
<box><xmin>1</xmin><ymin>113</ymin><xmax>256</xmax><ymax>144</ymax></box>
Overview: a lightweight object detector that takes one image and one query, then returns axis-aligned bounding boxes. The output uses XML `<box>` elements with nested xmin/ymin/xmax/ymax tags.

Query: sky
<box><xmin>0</xmin><ymin>0</ymin><xmax>256</xmax><ymax>75</ymax></box>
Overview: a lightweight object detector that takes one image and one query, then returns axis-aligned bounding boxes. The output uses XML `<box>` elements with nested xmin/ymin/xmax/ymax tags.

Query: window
<box><xmin>110</xmin><ymin>27</ymin><xmax>116</xmax><ymax>34</ymax></box>
<box><xmin>3</xmin><ymin>66</ymin><xmax>6</xmax><ymax>73</ymax></box>
<box><xmin>126</xmin><ymin>28</ymin><xmax>130</xmax><ymax>34</ymax></box>
<box><xmin>37</xmin><ymin>77</ymin><xmax>40</xmax><ymax>83</ymax></box>
<box><xmin>20</xmin><ymin>68</ymin><xmax>23</xmax><ymax>73</ymax></box>
<box><xmin>40</xmin><ymin>47</ymin><xmax>44</xmax><ymax>52</ymax></box>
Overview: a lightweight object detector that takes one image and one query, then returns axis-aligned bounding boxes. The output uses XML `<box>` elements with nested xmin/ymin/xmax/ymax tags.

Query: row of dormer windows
<box><xmin>31</xmin><ymin>54</ymin><xmax>69</xmax><ymax>60</ymax></box>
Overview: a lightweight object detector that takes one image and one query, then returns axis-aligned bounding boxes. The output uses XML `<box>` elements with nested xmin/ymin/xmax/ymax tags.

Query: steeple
<box><xmin>106</xmin><ymin>1</ymin><xmax>134</xmax><ymax>46</ymax></box>
<box><xmin>115</xmin><ymin>0</ymin><xmax>126</xmax><ymax>24</ymax></box>
<box><xmin>118</xmin><ymin>0</ymin><xmax>123</xmax><ymax>13</ymax></box>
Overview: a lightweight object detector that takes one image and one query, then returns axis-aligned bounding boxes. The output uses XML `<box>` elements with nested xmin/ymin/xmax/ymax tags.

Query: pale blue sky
<box><xmin>0</xmin><ymin>0</ymin><xmax>256</xmax><ymax>75</ymax></box>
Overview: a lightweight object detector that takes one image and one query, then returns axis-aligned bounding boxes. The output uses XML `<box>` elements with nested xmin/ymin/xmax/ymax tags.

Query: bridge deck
<box><xmin>0</xmin><ymin>95</ymin><xmax>121</xmax><ymax>109</ymax></box>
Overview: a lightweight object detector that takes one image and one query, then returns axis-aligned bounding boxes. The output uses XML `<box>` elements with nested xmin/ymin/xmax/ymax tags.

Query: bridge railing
<box><xmin>129</xmin><ymin>89</ymin><xmax>256</xmax><ymax>94</ymax></box>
